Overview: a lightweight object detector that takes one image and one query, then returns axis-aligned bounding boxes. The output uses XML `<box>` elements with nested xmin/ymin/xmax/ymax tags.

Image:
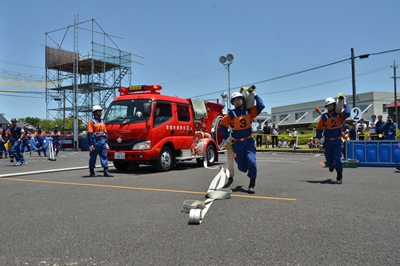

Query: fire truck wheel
<box><xmin>113</xmin><ymin>161</ymin><xmax>129</xmax><ymax>171</ymax></box>
<box><xmin>155</xmin><ymin>146</ymin><xmax>174</xmax><ymax>172</ymax></box>
<box><xmin>196</xmin><ymin>145</ymin><xmax>216</xmax><ymax>167</ymax></box>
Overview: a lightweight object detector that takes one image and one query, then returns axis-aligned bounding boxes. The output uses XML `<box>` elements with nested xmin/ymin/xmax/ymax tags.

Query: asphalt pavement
<box><xmin>0</xmin><ymin>150</ymin><xmax>399</xmax><ymax>265</ymax></box>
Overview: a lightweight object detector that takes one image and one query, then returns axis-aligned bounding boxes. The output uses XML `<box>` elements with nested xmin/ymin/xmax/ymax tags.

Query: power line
<box><xmin>162</xmin><ymin>68</ymin><xmax>225</xmax><ymax>86</ymax></box>
<box><xmin>0</xmin><ymin>60</ymin><xmax>44</xmax><ymax>70</ymax></box>
<box><xmin>0</xmin><ymin>30</ymin><xmax>43</xmax><ymax>47</ymax></box>
<box><xmin>190</xmin><ymin>47</ymin><xmax>400</xmax><ymax>99</ymax></box>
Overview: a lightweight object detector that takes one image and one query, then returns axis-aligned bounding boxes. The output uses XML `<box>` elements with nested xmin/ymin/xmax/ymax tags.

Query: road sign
<box><xmin>351</xmin><ymin>107</ymin><xmax>362</xmax><ymax>121</ymax></box>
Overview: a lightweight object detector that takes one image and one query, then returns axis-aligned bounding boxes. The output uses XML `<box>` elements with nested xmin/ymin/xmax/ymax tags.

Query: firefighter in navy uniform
<box><xmin>9</xmin><ymin>118</ymin><xmax>27</xmax><ymax>166</ymax></box>
<box><xmin>316</xmin><ymin>96</ymin><xmax>351</xmax><ymax>184</ymax></box>
<box><xmin>87</xmin><ymin>105</ymin><xmax>113</xmax><ymax>177</ymax></box>
<box><xmin>34</xmin><ymin>126</ymin><xmax>47</xmax><ymax>157</ymax></box>
<box><xmin>219</xmin><ymin>88</ymin><xmax>265</xmax><ymax>193</ymax></box>
<box><xmin>51</xmin><ymin>125</ymin><xmax>61</xmax><ymax>156</ymax></box>
<box><xmin>21</xmin><ymin>126</ymin><xmax>32</xmax><ymax>156</ymax></box>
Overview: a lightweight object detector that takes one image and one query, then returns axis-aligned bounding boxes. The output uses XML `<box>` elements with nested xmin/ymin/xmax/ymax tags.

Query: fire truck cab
<box><xmin>104</xmin><ymin>85</ymin><xmax>225</xmax><ymax>172</ymax></box>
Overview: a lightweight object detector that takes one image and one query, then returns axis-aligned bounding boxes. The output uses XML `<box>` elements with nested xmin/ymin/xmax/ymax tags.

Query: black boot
<box><xmin>104</xmin><ymin>169</ymin><xmax>114</xmax><ymax>177</ymax></box>
<box><xmin>248</xmin><ymin>179</ymin><xmax>256</xmax><ymax>194</ymax></box>
<box><xmin>329</xmin><ymin>166</ymin><xmax>335</xmax><ymax>172</ymax></box>
<box><xmin>89</xmin><ymin>168</ymin><xmax>95</xmax><ymax>177</ymax></box>
<box><xmin>336</xmin><ymin>172</ymin><xmax>343</xmax><ymax>184</ymax></box>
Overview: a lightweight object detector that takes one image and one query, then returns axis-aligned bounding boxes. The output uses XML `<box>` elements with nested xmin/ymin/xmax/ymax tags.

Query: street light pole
<box><xmin>219</xmin><ymin>54</ymin><xmax>234</xmax><ymax>110</ymax></box>
<box><xmin>391</xmin><ymin>60</ymin><xmax>398</xmax><ymax>124</ymax></box>
<box><xmin>227</xmin><ymin>63</ymin><xmax>231</xmax><ymax>109</ymax></box>
<box><xmin>351</xmin><ymin>48</ymin><xmax>370</xmax><ymax>108</ymax></box>
<box><xmin>351</xmin><ymin>48</ymin><xmax>357</xmax><ymax>108</ymax></box>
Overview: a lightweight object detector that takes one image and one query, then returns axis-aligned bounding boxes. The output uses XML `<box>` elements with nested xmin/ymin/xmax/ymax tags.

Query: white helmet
<box><xmin>324</xmin><ymin>97</ymin><xmax>336</xmax><ymax>107</ymax></box>
<box><xmin>92</xmin><ymin>105</ymin><xmax>103</xmax><ymax>112</ymax></box>
<box><xmin>230</xmin><ymin>92</ymin><xmax>244</xmax><ymax>104</ymax></box>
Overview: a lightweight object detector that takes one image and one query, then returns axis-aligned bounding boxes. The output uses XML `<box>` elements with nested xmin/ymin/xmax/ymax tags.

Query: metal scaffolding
<box><xmin>45</xmin><ymin>16</ymin><xmax>132</xmax><ymax>149</ymax></box>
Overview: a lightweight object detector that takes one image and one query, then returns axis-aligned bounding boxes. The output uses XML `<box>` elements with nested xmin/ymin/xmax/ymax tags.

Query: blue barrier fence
<box><xmin>346</xmin><ymin>140</ymin><xmax>400</xmax><ymax>167</ymax></box>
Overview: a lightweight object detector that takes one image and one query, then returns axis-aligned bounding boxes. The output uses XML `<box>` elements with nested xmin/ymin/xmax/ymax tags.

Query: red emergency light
<box><xmin>119</xmin><ymin>85</ymin><xmax>162</xmax><ymax>95</ymax></box>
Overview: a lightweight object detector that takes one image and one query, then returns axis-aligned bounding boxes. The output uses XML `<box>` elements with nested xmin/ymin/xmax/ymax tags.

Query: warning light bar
<box><xmin>118</xmin><ymin>85</ymin><xmax>162</xmax><ymax>95</ymax></box>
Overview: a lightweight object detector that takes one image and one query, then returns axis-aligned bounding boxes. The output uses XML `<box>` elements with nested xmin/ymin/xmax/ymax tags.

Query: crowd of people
<box><xmin>255</xmin><ymin>122</ymin><xmax>300</xmax><ymax>149</ymax></box>
<box><xmin>341</xmin><ymin>114</ymin><xmax>398</xmax><ymax>141</ymax></box>
<box><xmin>0</xmin><ymin>120</ymin><xmax>62</xmax><ymax>166</ymax></box>
<box><xmin>254</xmin><ymin>113</ymin><xmax>398</xmax><ymax>150</ymax></box>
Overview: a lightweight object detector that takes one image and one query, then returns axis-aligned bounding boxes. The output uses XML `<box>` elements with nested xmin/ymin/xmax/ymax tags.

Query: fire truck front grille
<box><xmin>108</xmin><ymin>140</ymin><xmax>134</xmax><ymax>150</ymax></box>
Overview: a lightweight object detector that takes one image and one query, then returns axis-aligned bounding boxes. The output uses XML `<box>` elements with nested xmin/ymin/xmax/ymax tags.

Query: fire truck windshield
<box><xmin>104</xmin><ymin>99</ymin><xmax>152</xmax><ymax>124</ymax></box>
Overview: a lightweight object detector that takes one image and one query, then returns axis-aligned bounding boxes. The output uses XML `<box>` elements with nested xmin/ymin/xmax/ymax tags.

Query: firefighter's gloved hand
<box><xmin>89</xmin><ymin>145</ymin><xmax>95</xmax><ymax>151</ymax></box>
<box><xmin>319</xmin><ymin>138</ymin><xmax>325</xmax><ymax>145</ymax></box>
<box><xmin>227</xmin><ymin>136</ymin><xmax>235</xmax><ymax>144</ymax></box>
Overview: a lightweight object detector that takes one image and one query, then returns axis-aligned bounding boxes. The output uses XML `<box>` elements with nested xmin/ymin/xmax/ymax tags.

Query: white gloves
<box><xmin>89</xmin><ymin>145</ymin><xmax>95</xmax><ymax>151</ymax></box>
<box><xmin>319</xmin><ymin>138</ymin><xmax>325</xmax><ymax>145</ymax></box>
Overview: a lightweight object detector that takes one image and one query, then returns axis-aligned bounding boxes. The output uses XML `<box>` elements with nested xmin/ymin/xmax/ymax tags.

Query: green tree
<box><xmin>24</xmin><ymin>117</ymin><xmax>42</xmax><ymax>127</ymax></box>
<box><xmin>308</xmin><ymin>122</ymin><xmax>317</xmax><ymax>129</ymax></box>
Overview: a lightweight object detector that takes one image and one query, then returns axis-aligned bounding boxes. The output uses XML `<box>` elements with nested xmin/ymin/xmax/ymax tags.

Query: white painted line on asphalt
<box><xmin>0</xmin><ymin>166</ymin><xmax>89</xmax><ymax>178</ymax></box>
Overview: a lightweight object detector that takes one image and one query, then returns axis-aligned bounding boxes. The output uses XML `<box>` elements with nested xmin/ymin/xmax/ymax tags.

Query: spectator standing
<box><xmin>341</xmin><ymin>123</ymin><xmax>350</xmax><ymax>158</ymax></box>
<box><xmin>292</xmin><ymin>128</ymin><xmax>298</xmax><ymax>148</ymax></box>
<box><xmin>219</xmin><ymin>89</ymin><xmax>265</xmax><ymax>193</ymax></box>
<box><xmin>356</xmin><ymin>118</ymin><xmax>367</xmax><ymax>140</ymax></box>
<box><xmin>316</xmin><ymin>96</ymin><xmax>351</xmax><ymax>184</ymax></box>
<box><xmin>369</xmin><ymin>115</ymin><xmax>378</xmax><ymax>140</ymax></box>
<box><xmin>34</xmin><ymin>126</ymin><xmax>47</xmax><ymax>157</ymax></box>
<box><xmin>263</xmin><ymin>122</ymin><xmax>271</xmax><ymax>148</ymax></box>
<box><xmin>9</xmin><ymin>118</ymin><xmax>27</xmax><ymax>166</ymax></box>
<box><xmin>270</xmin><ymin>122</ymin><xmax>279</xmax><ymax>148</ymax></box>
<box><xmin>382</xmin><ymin>115</ymin><xmax>398</xmax><ymax>140</ymax></box>
<box><xmin>87</xmin><ymin>105</ymin><xmax>113</xmax><ymax>177</ymax></box>
<box><xmin>375</xmin><ymin>115</ymin><xmax>384</xmax><ymax>140</ymax></box>
<box><xmin>255</xmin><ymin>121</ymin><xmax>263</xmax><ymax>148</ymax></box>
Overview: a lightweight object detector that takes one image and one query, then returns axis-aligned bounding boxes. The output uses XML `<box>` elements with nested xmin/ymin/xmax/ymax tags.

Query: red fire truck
<box><xmin>104</xmin><ymin>85</ymin><xmax>225</xmax><ymax>172</ymax></box>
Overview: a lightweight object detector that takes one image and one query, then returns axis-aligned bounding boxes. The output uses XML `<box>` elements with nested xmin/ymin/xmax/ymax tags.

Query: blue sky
<box><xmin>1</xmin><ymin>0</ymin><xmax>400</xmax><ymax>121</ymax></box>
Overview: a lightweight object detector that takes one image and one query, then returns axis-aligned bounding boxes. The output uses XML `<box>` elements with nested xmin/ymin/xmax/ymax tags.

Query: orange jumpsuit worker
<box><xmin>316</xmin><ymin>96</ymin><xmax>350</xmax><ymax>184</ymax></box>
<box><xmin>87</xmin><ymin>105</ymin><xmax>113</xmax><ymax>177</ymax></box>
<box><xmin>219</xmin><ymin>89</ymin><xmax>265</xmax><ymax>193</ymax></box>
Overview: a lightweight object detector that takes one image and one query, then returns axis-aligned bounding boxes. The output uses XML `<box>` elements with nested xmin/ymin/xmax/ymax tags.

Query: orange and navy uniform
<box><xmin>87</xmin><ymin>117</ymin><xmax>108</xmax><ymax>169</ymax></box>
<box><xmin>34</xmin><ymin>129</ymin><xmax>47</xmax><ymax>155</ymax></box>
<box><xmin>51</xmin><ymin>130</ymin><xmax>61</xmax><ymax>142</ymax></box>
<box><xmin>316</xmin><ymin>105</ymin><xmax>350</xmax><ymax>140</ymax></box>
<box><xmin>87</xmin><ymin>117</ymin><xmax>107</xmax><ymax>146</ymax></box>
<box><xmin>316</xmin><ymin>104</ymin><xmax>350</xmax><ymax>173</ymax></box>
<box><xmin>220</xmin><ymin>107</ymin><xmax>259</xmax><ymax>141</ymax></box>
<box><xmin>22</xmin><ymin>130</ymin><xmax>31</xmax><ymax>144</ymax></box>
<box><xmin>219</xmin><ymin>95</ymin><xmax>265</xmax><ymax>179</ymax></box>
<box><xmin>34</xmin><ymin>130</ymin><xmax>46</xmax><ymax>141</ymax></box>
<box><xmin>5</xmin><ymin>128</ymin><xmax>11</xmax><ymax>142</ymax></box>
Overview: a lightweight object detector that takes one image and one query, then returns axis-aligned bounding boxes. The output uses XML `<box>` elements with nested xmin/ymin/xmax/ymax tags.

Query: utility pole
<box><xmin>351</xmin><ymin>48</ymin><xmax>357</xmax><ymax>108</ymax></box>
<box><xmin>391</xmin><ymin>61</ymin><xmax>398</xmax><ymax>125</ymax></box>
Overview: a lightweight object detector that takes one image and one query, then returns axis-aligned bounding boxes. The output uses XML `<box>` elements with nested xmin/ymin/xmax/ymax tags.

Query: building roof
<box><xmin>385</xmin><ymin>99</ymin><xmax>400</xmax><ymax>108</ymax></box>
<box><xmin>0</xmin><ymin>114</ymin><xmax>9</xmax><ymax>125</ymax></box>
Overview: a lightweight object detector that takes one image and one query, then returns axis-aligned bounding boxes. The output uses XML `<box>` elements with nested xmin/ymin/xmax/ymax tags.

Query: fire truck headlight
<box><xmin>133</xmin><ymin>140</ymin><xmax>151</xmax><ymax>150</ymax></box>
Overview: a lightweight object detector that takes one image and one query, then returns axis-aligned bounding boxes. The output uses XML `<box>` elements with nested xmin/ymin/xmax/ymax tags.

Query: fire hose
<box><xmin>181</xmin><ymin>141</ymin><xmax>234</xmax><ymax>224</ymax></box>
<box><xmin>181</xmin><ymin>166</ymin><xmax>232</xmax><ymax>224</ymax></box>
